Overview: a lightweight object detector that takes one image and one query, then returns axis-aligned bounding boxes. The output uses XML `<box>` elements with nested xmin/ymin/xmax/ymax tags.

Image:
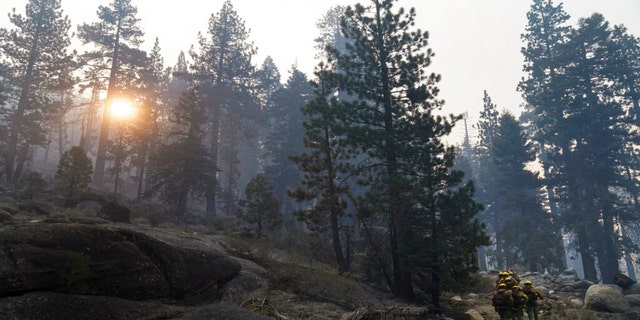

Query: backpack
<box><xmin>512</xmin><ymin>292</ymin><xmax>524</xmax><ymax>306</ymax></box>
<box><xmin>492</xmin><ymin>289</ymin><xmax>508</xmax><ymax>307</ymax></box>
<box><xmin>522</xmin><ymin>287</ymin><xmax>538</xmax><ymax>305</ymax></box>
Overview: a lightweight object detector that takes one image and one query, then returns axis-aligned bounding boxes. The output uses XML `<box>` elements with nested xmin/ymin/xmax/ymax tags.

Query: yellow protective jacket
<box><xmin>492</xmin><ymin>288</ymin><xmax>513</xmax><ymax>308</ymax></box>
<box><xmin>511</xmin><ymin>290</ymin><xmax>529</xmax><ymax>307</ymax></box>
<box><xmin>522</xmin><ymin>286</ymin><xmax>544</xmax><ymax>306</ymax></box>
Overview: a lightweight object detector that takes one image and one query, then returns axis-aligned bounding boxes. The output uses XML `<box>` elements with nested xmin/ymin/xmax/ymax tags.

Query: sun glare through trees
<box><xmin>109</xmin><ymin>98</ymin><xmax>135</xmax><ymax>119</ymax></box>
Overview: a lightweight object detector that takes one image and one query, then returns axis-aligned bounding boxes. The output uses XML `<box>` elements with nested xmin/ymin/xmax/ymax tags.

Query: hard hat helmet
<box><xmin>505</xmin><ymin>277</ymin><xmax>512</xmax><ymax>281</ymax></box>
<box><xmin>524</xmin><ymin>280</ymin><xmax>532</xmax><ymax>285</ymax></box>
<box><xmin>499</xmin><ymin>271</ymin><xmax>508</xmax><ymax>277</ymax></box>
<box><xmin>498</xmin><ymin>283</ymin><xmax>507</xmax><ymax>288</ymax></box>
<box><xmin>513</xmin><ymin>285</ymin><xmax>520</xmax><ymax>289</ymax></box>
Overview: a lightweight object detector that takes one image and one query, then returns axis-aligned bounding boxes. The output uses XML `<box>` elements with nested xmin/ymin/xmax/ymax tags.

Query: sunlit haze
<box><xmin>109</xmin><ymin>98</ymin><xmax>135</xmax><ymax>119</ymax></box>
<box><xmin>1</xmin><ymin>0</ymin><xmax>639</xmax><ymax>143</ymax></box>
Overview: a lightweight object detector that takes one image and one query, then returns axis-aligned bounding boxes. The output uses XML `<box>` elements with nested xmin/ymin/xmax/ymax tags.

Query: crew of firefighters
<box><xmin>491</xmin><ymin>268</ymin><xmax>545</xmax><ymax>320</ymax></box>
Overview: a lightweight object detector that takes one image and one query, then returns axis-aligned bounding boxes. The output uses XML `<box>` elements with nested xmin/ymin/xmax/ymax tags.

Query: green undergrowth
<box><xmin>224</xmin><ymin>235</ymin><xmax>380</xmax><ymax>310</ymax></box>
<box><xmin>267</xmin><ymin>260</ymin><xmax>378</xmax><ymax>310</ymax></box>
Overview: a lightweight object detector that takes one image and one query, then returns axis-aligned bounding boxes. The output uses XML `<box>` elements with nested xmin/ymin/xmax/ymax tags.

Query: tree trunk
<box><xmin>361</xmin><ymin>219</ymin><xmax>393</xmax><ymax>290</ymax></box>
<box><xmin>476</xmin><ymin>246</ymin><xmax>488</xmax><ymax>272</ymax></box>
<box><xmin>542</xmin><ymin>159</ymin><xmax>568</xmax><ymax>269</ymax></box>
<box><xmin>12</xmin><ymin>144</ymin><xmax>31</xmax><ymax>184</ymax></box>
<box><xmin>206</xmin><ymin>87</ymin><xmax>220</xmax><ymax>219</ymax></box>
<box><xmin>330</xmin><ymin>203</ymin><xmax>348</xmax><ymax>273</ymax></box>
<box><xmin>176</xmin><ymin>172</ymin><xmax>190</xmax><ymax>220</ymax></box>
<box><xmin>136</xmin><ymin>144</ymin><xmax>148</xmax><ymax>200</ymax></box>
<box><xmin>93</xmin><ymin>13</ymin><xmax>122</xmax><ymax>186</ymax></box>
<box><xmin>624</xmin><ymin>248</ymin><xmax>637</xmax><ymax>281</ymax></box>
<box><xmin>325</xmin><ymin>127</ymin><xmax>348</xmax><ymax>273</ymax></box>
<box><xmin>578</xmin><ymin>229</ymin><xmax>598</xmax><ymax>281</ymax></box>
<box><xmin>600</xmin><ymin>210</ymin><xmax>620</xmax><ymax>284</ymax></box>
<box><xmin>372</xmin><ymin>1</ymin><xmax>413</xmax><ymax>301</ymax></box>
<box><xmin>5</xmin><ymin>6</ymin><xmax>44</xmax><ymax>184</ymax></box>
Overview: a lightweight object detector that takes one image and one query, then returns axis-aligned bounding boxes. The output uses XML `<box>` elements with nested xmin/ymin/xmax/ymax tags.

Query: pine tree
<box><xmin>473</xmin><ymin>91</ymin><xmax>501</xmax><ymax>267</ymax></box>
<box><xmin>105</xmin><ymin>122</ymin><xmax>133</xmax><ymax>195</ymax></box>
<box><xmin>519</xmin><ymin>0</ymin><xmax>572</xmax><ymax>220</ymax></box>
<box><xmin>608</xmin><ymin>25</ymin><xmax>640</xmax><ymax>280</ymax></box>
<box><xmin>45</xmin><ymin>56</ymin><xmax>78</xmax><ymax>165</ymax></box>
<box><xmin>326</xmin><ymin>0</ymin><xmax>488</xmax><ymax>302</ymax></box>
<box><xmin>557</xmin><ymin>13</ymin><xmax>636</xmax><ymax>283</ymax></box>
<box><xmin>190</xmin><ymin>0</ymin><xmax>258</xmax><ymax>218</ymax></box>
<box><xmin>473</xmin><ymin>91</ymin><xmax>518</xmax><ymax>270</ymax></box>
<box><xmin>146</xmin><ymin>88</ymin><xmax>212</xmax><ymax>220</ymax></box>
<box><xmin>55</xmin><ymin>146</ymin><xmax>93</xmax><ymax>198</ymax></box>
<box><xmin>290</xmin><ymin>65</ymin><xmax>352</xmax><ymax>273</ymax></box>
<box><xmin>521</xmin><ymin>1</ymin><xmax>640</xmax><ymax>281</ymax></box>
<box><xmin>609</xmin><ymin>26</ymin><xmax>640</xmax><ymax>119</ymax></box>
<box><xmin>239</xmin><ymin>174</ymin><xmax>281</xmax><ymax>239</ymax></box>
<box><xmin>255</xmin><ymin>57</ymin><xmax>282</xmax><ymax>106</ymax></box>
<box><xmin>0</xmin><ymin>0</ymin><xmax>73</xmax><ymax>184</ymax></box>
<box><xmin>17</xmin><ymin>171</ymin><xmax>47</xmax><ymax>200</ymax></box>
<box><xmin>0</xmin><ymin>60</ymin><xmax>9</xmax><ymax>107</ymax></box>
<box><xmin>263</xmin><ymin>66</ymin><xmax>313</xmax><ymax>215</ymax></box>
<box><xmin>453</xmin><ymin>113</ymin><xmax>488</xmax><ymax>271</ymax></box>
<box><xmin>491</xmin><ymin>112</ymin><xmax>564</xmax><ymax>271</ymax></box>
<box><xmin>78</xmin><ymin>0</ymin><xmax>145</xmax><ymax>185</ymax></box>
<box><xmin>519</xmin><ymin>0</ymin><xmax>574</xmax><ymax>276</ymax></box>
<box><xmin>131</xmin><ymin>37</ymin><xmax>169</xmax><ymax>199</ymax></box>
<box><xmin>314</xmin><ymin>5</ymin><xmax>347</xmax><ymax>61</ymax></box>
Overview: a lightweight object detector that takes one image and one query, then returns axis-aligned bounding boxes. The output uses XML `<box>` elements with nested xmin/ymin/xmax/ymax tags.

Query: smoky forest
<box><xmin>0</xmin><ymin>0</ymin><xmax>639</xmax><ymax>306</ymax></box>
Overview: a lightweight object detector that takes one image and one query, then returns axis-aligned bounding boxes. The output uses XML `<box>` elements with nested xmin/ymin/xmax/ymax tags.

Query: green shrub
<box><xmin>55</xmin><ymin>147</ymin><xmax>93</xmax><ymax>198</ymax></box>
<box><xmin>131</xmin><ymin>203</ymin><xmax>167</xmax><ymax>227</ymax></box>
<box><xmin>17</xmin><ymin>171</ymin><xmax>48</xmax><ymax>200</ymax></box>
<box><xmin>208</xmin><ymin>215</ymin><xmax>239</xmax><ymax>235</ymax></box>
<box><xmin>224</xmin><ymin>235</ymin><xmax>271</xmax><ymax>263</ymax></box>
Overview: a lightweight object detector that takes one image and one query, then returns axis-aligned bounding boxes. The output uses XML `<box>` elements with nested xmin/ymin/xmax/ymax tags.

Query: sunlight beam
<box><xmin>109</xmin><ymin>98</ymin><xmax>135</xmax><ymax>119</ymax></box>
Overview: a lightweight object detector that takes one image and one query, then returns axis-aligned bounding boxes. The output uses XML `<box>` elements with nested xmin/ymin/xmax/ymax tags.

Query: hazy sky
<box><xmin>1</xmin><ymin>0</ymin><xmax>639</xmax><ymax>143</ymax></box>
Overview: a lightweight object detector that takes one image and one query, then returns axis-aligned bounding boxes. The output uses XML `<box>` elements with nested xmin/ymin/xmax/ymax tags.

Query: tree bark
<box><xmin>93</xmin><ymin>11</ymin><xmax>122</xmax><ymax>186</ymax></box>
<box><xmin>5</xmin><ymin>6</ymin><xmax>44</xmax><ymax>184</ymax></box>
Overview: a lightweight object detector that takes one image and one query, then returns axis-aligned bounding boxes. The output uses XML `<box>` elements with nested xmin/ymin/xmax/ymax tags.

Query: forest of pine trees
<box><xmin>0</xmin><ymin>0</ymin><xmax>639</xmax><ymax>308</ymax></box>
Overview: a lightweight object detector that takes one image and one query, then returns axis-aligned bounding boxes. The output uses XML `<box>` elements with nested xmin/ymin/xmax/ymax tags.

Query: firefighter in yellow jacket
<box><xmin>510</xmin><ymin>285</ymin><xmax>529</xmax><ymax>320</ymax></box>
<box><xmin>495</xmin><ymin>271</ymin><xmax>509</xmax><ymax>290</ymax></box>
<box><xmin>522</xmin><ymin>280</ymin><xmax>545</xmax><ymax>320</ymax></box>
<box><xmin>492</xmin><ymin>283</ymin><xmax>513</xmax><ymax>320</ymax></box>
<box><xmin>507</xmin><ymin>267</ymin><xmax>521</xmax><ymax>284</ymax></box>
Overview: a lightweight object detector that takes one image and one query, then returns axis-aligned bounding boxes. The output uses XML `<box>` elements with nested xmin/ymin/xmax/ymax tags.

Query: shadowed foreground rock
<box><xmin>0</xmin><ymin>221</ymin><xmax>246</xmax><ymax>319</ymax></box>
<box><xmin>0</xmin><ymin>291</ymin><xmax>184</xmax><ymax>320</ymax></box>
<box><xmin>8</xmin><ymin>219</ymin><xmax>640</xmax><ymax>319</ymax></box>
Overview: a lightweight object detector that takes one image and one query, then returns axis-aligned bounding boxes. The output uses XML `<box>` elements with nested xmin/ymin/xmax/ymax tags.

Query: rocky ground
<box><xmin>1</xmin><ymin>198</ymin><xmax>640</xmax><ymax>319</ymax></box>
<box><xmin>443</xmin><ymin>269</ymin><xmax>640</xmax><ymax>320</ymax></box>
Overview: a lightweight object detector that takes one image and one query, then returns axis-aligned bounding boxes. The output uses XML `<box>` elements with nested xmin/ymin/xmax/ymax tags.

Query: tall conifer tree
<box><xmin>491</xmin><ymin>112</ymin><xmax>564</xmax><ymax>271</ymax></box>
<box><xmin>0</xmin><ymin>0</ymin><xmax>73</xmax><ymax>184</ymax></box>
<box><xmin>191</xmin><ymin>0</ymin><xmax>258</xmax><ymax>218</ymax></box>
<box><xmin>521</xmin><ymin>0</ymin><xmax>640</xmax><ymax>281</ymax></box>
<box><xmin>326</xmin><ymin>0</ymin><xmax>488</xmax><ymax>302</ymax></box>
<box><xmin>290</xmin><ymin>65</ymin><xmax>352</xmax><ymax>273</ymax></box>
<box><xmin>263</xmin><ymin>66</ymin><xmax>313</xmax><ymax>215</ymax></box>
<box><xmin>519</xmin><ymin>0</ymin><xmax>576</xmax><ymax>276</ymax></box>
<box><xmin>146</xmin><ymin>88</ymin><xmax>212</xmax><ymax>219</ymax></box>
<box><xmin>78</xmin><ymin>0</ymin><xmax>145</xmax><ymax>185</ymax></box>
<box><xmin>558</xmin><ymin>13</ymin><xmax>636</xmax><ymax>283</ymax></box>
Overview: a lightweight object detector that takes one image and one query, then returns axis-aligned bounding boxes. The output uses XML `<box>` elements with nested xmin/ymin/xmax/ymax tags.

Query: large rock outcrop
<box><xmin>0</xmin><ymin>222</ymin><xmax>241</xmax><ymax>302</ymax></box>
<box><xmin>0</xmin><ymin>221</ymin><xmax>249</xmax><ymax>319</ymax></box>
